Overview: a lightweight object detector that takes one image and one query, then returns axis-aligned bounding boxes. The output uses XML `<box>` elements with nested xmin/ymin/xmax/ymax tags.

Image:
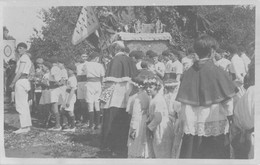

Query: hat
<box><xmin>146</xmin><ymin>50</ymin><xmax>158</xmax><ymax>58</ymax></box>
<box><xmin>66</xmin><ymin>63</ymin><xmax>77</xmax><ymax>73</ymax></box>
<box><xmin>36</xmin><ymin>58</ymin><xmax>44</xmax><ymax>64</ymax></box>
<box><xmin>48</xmin><ymin>56</ymin><xmax>58</xmax><ymax>63</ymax></box>
<box><xmin>17</xmin><ymin>42</ymin><xmax>28</xmax><ymax>49</ymax></box>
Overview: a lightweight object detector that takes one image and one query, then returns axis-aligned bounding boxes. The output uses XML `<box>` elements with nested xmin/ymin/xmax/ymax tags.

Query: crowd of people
<box><xmin>4</xmin><ymin>34</ymin><xmax>254</xmax><ymax>159</ymax></box>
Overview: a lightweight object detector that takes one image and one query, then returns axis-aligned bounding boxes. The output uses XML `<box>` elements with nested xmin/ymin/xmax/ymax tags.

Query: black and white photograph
<box><xmin>0</xmin><ymin>0</ymin><xmax>259</xmax><ymax>164</ymax></box>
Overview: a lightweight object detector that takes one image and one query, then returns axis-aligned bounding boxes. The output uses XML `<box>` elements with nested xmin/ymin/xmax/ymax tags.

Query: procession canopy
<box><xmin>111</xmin><ymin>32</ymin><xmax>172</xmax><ymax>42</ymax></box>
<box><xmin>111</xmin><ymin>32</ymin><xmax>173</xmax><ymax>55</ymax></box>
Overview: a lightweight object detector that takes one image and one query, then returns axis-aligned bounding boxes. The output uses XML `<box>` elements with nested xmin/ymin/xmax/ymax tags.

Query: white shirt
<box><xmin>172</xmin><ymin>60</ymin><xmax>183</xmax><ymax>75</ymax></box>
<box><xmin>165</xmin><ymin>60</ymin><xmax>173</xmax><ymax>73</ymax></box>
<box><xmin>241</xmin><ymin>53</ymin><xmax>251</xmax><ymax>73</ymax></box>
<box><xmin>76</xmin><ymin>62</ymin><xmax>86</xmax><ymax>76</ymax></box>
<box><xmin>15</xmin><ymin>53</ymin><xmax>31</xmax><ymax>74</ymax></box>
<box><xmin>230</xmin><ymin>54</ymin><xmax>246</xmax><ymax>79</ymax></box>
<box><xmin>82</xmin><ymin>61</ymin><xmax>105</xmax><ymax>78</ymax></box>
<box><xmin>215</xmin><ymin>58</ymin><xmax>231</xmax><ymax>72</ymax></box>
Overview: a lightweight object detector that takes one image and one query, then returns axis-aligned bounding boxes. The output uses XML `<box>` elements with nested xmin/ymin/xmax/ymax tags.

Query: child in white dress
<box><xmin>144</xmin><ymin>76</ymin><xmax>173</xmax><ymax>158</ymax></box>
<box><xmin>127</xmin><ymin>75</ymin><xmax>151</xmax><ymax>158</ymax></box>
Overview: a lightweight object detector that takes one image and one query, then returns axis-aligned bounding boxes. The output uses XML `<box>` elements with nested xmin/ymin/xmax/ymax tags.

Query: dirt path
<box><xmin>3</xmin><ymin>99</ymin><xmax>113</xmax><ymax>158</ymax></box>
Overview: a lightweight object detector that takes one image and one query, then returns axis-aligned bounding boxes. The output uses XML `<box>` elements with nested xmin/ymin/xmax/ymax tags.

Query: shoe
<box><xmin>14</xmin><ymin>127</ymin><xmax>30</xmax><ymax>134</ymax></box>
<box><xmin>48</xmin><ymin>126</ymin><xmax>62</xmax><ymax>131</ymax></box>
<box><xmin>63</xmin><ymin>127</ymin><xmax>76</xmax><ymax>132</ymax></box>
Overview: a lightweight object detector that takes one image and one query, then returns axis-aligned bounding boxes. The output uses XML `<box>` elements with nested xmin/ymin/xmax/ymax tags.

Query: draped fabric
<box><xmin>176</xmin><ymin>59</ymin><xmax>237</xmax><ymax>106</ymax></box>
<box><xmin>104</xmin><ymin>53</ymin><xmax>138</xmax><ymax>82</ymax></box>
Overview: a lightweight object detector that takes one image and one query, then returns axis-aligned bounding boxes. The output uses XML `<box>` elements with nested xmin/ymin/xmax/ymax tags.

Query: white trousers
<box><xmin>15</xmin><ymin>79</ymin><xmax>32</xmax><ymax>128</ymax></box>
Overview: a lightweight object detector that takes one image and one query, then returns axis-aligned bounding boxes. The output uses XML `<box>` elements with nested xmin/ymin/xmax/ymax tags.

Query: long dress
<box><xmin>164</xmin><ymin>86</ymin><xmax>183</xmax><ymax>158</ymax></box>
<box><xmin>147</xmin><ymin>93</ymin><xmax>173</xmax><ymax>158</ymax></box>
<box><xmin>127</xmin><ymin>90</ymin><xmax>151</xmax><ymax>158</ymax></box>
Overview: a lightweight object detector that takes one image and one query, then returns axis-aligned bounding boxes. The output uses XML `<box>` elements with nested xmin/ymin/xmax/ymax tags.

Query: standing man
<box><xmin>48</xmin><ymin>56</ymin><xmax>63</xmax><ymax>131</ymax></box>
<box><xmin>82</xmin><ymin>52</ymin><xmax>105</xmax><ymax>129</ymax></box>
<box><xmin>101</xmin><ymin>41</ymin><xmax>138</xmax><ymax>157</ymax></box>
<box><xmin>75</xmin><ymin>54</ymin><xmax>89</xmax><ymax>126</ymax></box>
<box><xmin>10</xmin><ymin>42</ymin><xmax>32</xmax><ymax>134</ymax></box>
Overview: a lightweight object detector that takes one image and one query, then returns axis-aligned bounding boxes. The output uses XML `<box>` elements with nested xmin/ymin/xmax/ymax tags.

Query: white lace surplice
<box><xmin>180</xmin><ymin>98</ymin><xmax>233</xmax><ymax>137</ymax></box>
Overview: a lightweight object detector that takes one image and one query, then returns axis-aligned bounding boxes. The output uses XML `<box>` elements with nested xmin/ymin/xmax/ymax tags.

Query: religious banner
<box><xmin>2</xmin><ymin>40</ymin><xmax>16</xmax><ymax>62</ymax></box>
<box><xmin>72</xmin><ymin>6</ymin><xmax>100</xmax><ymax>45</ymax></box>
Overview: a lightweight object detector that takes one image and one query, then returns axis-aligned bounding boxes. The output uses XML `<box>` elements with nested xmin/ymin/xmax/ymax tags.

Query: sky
<box><xmin>3</xmin><ymin>6</ymin><xmax>48</xmax><ymax>47</ymax></box>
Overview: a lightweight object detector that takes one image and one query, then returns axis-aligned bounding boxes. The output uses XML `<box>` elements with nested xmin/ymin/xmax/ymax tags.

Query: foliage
<box><xmin>175</xmin><ymin>5</ymin><xmax>255</xmax><ymax>54</ymax></box>
<box><xmin>28</xmin><ymin>5</ymin><xmax>255</xmax><ymax>61</ymax></box>
<box><xmin>29</xmin><ymin>7</ymin><xmax>94</xmax><ymax>62</ymax></box>
<box><xmin>206</xmin><ymin>5</ymin><xmax>255</xmax><ymax>53</ymax></box>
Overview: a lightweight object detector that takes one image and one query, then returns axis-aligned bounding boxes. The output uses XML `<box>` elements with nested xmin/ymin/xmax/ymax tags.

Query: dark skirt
<box><xmin>179</xmin><ymin>134</ymin><xmax>230</xmax><ymax>159</ymax></box>
<box><xmin>101</xmin><ymin>107</ymin><xmax>131</xmax><ymax>156</ymax></box>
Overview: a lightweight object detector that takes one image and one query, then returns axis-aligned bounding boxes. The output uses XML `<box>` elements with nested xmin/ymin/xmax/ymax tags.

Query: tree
<box><xmin>175</xmin><ymin>5</ymin><xmax>255</xmax><ymax>54</ymax></box>
<box><xmin>29</xmin><ymin>7</ymin><xmax>94</xmax><ymax>62</ymax></box>
<box><xmin>29</xmin><ymin>5</ymin><xmax>255</xmax><ymax>61</ymax></box>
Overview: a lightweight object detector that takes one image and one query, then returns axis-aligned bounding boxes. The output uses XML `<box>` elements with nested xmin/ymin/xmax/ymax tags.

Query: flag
<box><xmin>72</xmin><ymin>6</ymin><xmax>100</xmax><ymax>45</ymax></box>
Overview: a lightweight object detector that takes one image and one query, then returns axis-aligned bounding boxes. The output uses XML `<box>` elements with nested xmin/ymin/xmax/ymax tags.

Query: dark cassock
<box><xmin>176</xmin><ymin>59</ymin><xmax>237</xmax><ymax>159</ymax></box>
<box><xmin>100</xmin><ymin>51</ymin><xmax>138</xmax><ymax>157</ymax></box>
